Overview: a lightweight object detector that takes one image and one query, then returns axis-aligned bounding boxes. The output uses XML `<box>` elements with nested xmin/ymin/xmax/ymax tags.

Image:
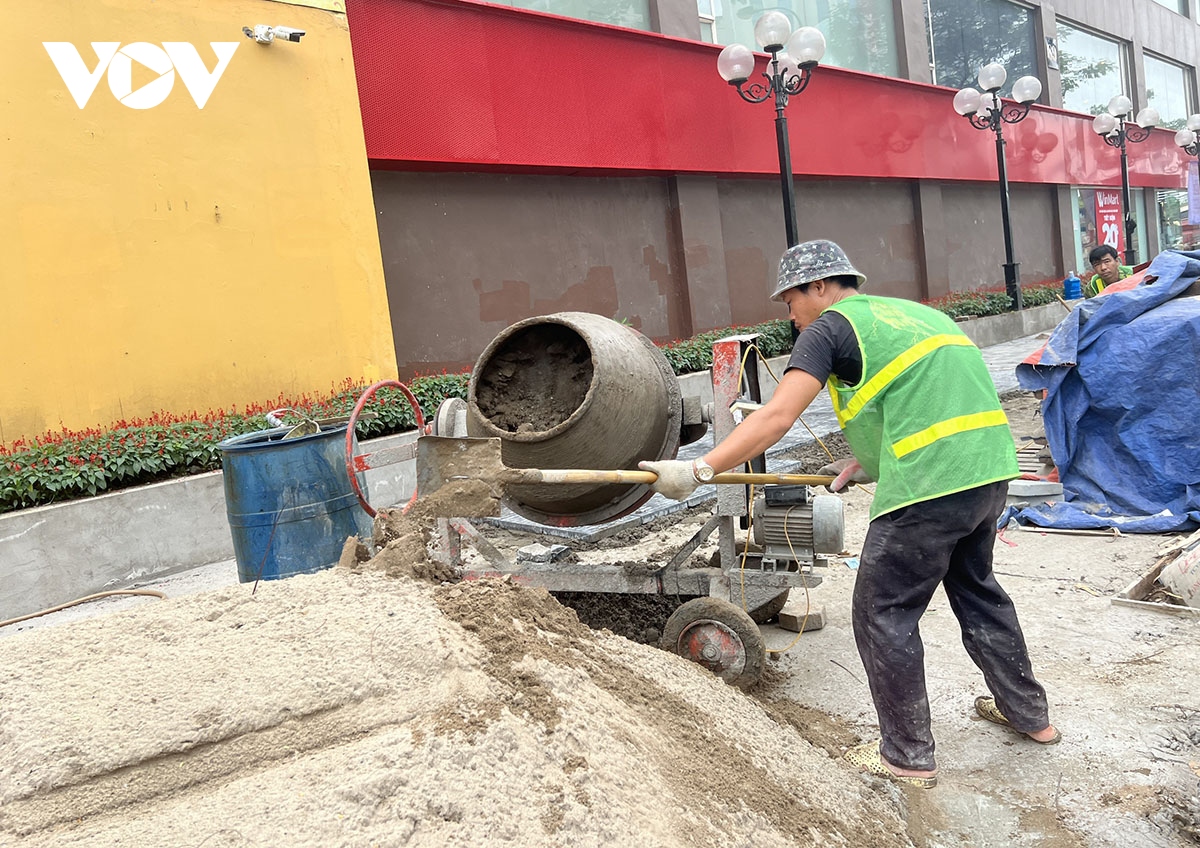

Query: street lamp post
<box><xmin>952</xmin><ymin>64</ymin><xmax>1043</xmax><ymax>311</ymax></box>
<box><xmin>1092</xmin><ymin>95</ymin><xmax>1160</xmax><ymax>266</ymax></box>
<box><xmin>716</xmin><ymin>13</ymin><xmax>826</xmax><ymax>249</ymax></box>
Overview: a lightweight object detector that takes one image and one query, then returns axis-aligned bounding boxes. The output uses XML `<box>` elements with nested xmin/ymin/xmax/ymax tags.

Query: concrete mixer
<box><xmin>350</xmin><ymin>312</ymin><xmax>846</xmax><ymax>689</ymax></box>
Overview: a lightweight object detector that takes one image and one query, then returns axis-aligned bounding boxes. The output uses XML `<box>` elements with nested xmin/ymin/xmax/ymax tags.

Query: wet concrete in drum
<box><xmin>473</xmin><ymin>325</ymin><xmax>592</xmax><ymax>433</ymax></box>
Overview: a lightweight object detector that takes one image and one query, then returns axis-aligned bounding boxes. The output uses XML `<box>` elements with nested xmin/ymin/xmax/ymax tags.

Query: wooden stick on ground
<box><xmin>1015</xmin><ymin>525</ymin><xmax>1122</xmax><ymax>538</ymax></box>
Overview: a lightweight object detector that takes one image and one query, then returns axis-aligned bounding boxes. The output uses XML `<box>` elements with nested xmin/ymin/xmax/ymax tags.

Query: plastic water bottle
<box><xmin>1063</xmin><ymin>271</ymin><xmax>1082</xmax><ymax>300</ymax></box>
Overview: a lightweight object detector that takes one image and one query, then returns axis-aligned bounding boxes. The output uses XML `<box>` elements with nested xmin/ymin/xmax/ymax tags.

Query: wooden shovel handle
<box><xmin>507</xmin><ymin>469</ymin><xmax>658</xmax><ymax>485</ymax></box>
<box><xmin>507</xmin><ymin>469</ymin><xmax>835</xmax><ymax>486</ymax></box>
<box><xmin>711</xmin><ymin>473</ymin><xmax>836</xmax><ymax>486</ymax></box>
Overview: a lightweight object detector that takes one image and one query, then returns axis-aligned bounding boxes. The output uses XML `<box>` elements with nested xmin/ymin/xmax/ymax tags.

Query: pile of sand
<box><xmin>0</xmin><ymin>561</ymin><xmax>914</xmax><ymax>847</ymax></box>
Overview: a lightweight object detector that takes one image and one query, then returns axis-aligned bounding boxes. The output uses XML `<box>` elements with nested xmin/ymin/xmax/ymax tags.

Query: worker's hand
<box><xmin>816</xmin><ymin>457</ymin><xmax>873</xmax><ymax>493</ymax></box>
<box><xmin>638</xmin><ymin>459</ymin><xmax>701</xmax><ymax>501</ymax></box>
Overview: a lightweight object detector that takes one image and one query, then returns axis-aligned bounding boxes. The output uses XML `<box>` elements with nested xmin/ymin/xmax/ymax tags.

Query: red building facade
<box><xmin>346</xmin><ymin>0</ymin><xmax>1191</xmax><ymax>376</ymax></box>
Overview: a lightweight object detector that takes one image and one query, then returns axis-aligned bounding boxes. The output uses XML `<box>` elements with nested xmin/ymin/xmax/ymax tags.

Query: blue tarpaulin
<box><xmin>1012</xmin><ymin>249</ymin><xmax>1200</xmax><ymax>533</ymax></box>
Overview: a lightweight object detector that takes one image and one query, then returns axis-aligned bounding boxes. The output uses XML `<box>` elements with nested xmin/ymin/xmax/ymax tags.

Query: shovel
<box><xmin>416</xmin><ymin>436</ymin><xmax>835</xmax><ymax>499</ymax></box>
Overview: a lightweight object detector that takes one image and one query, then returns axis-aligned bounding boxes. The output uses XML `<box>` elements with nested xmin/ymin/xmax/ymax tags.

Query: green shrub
<box><xmin>660</xmin><ymin>319</ymin><xmax>793</xmax><ymax>375</ymax></box>
<box><xmin>924</xmin><ymin>282</ymin><xmax>1060</xmax><ymax>319</ymax></box>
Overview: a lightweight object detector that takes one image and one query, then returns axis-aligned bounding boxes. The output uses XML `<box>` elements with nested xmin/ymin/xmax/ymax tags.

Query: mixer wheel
<box><xmin>661</xmin><ymin>598</ymin><xmax>765</xmax><ymax>690</ymax></box>
<box><xmin>749</xmin><ymin>590</ymin><xmax>790</xmax><ymax>624</ymax></box>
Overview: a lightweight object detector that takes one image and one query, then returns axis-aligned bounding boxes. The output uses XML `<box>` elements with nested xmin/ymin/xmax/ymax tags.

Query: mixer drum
<box><xmin>466</xmin><ymin>312</ymin><xmax>682</xmax><ymax>525</ymax></box>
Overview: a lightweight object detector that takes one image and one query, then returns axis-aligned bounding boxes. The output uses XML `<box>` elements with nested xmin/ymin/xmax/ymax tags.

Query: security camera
<box><xmin>242</xmin><ymin>24</ymin><xmax>306</xmax><ymax>44</ymax></box>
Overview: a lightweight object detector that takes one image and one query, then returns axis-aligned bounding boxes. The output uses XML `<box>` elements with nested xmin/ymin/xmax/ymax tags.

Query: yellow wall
<box><xmin>0</xmin><ymin>0</ymin><xmax>396</xmax><ymax>445</ymax></box>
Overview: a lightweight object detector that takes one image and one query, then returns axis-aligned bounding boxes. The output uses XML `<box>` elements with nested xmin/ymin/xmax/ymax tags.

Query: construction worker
<box><xmin>1085</xmin><ymin>244</ymin><xmax>1133</xmax><ymax>297</ymax></box>
<box><xmin>640</xmin><ymin>239</ymin><xmax>1059</xmax><ymax>789</ymax></box>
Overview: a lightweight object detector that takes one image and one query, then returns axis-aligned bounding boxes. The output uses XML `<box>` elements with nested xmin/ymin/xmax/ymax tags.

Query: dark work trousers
<box><xmin>853</xmin><ymin>480</ymin><xmax>1049</xmax><ymax>771</ymax></box>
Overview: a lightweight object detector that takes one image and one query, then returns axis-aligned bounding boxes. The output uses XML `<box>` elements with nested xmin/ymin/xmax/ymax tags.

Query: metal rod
<box><xmin>994</xmin><ymin>122</ymin><xmax>1023</xmax><ymax>310</ymax></box>
<box><xmin>1120</xmin><ymin>139</ymin><xmax>1137</xmax><ymax>265</ymax></box>
<box><xmin>775</xmin><ymin>110</ymin><xmax>799</xmax><ymax>249</ymax></box>
<box><xmin>774</xmin><ymin>79</ymin><xmax>801</xmax><ymax>343</ymax></box>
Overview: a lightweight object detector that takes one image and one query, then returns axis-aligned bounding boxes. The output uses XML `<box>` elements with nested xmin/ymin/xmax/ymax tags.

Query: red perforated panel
<box><xmin>346</xmin><ymin>0</ymin><xmax>1187</xmax><ymax>189</ymax></box>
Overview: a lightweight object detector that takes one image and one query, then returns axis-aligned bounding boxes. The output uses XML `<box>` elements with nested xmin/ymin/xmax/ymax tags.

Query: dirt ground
<box><xmin>2</xmin><ymin>391</ymin><xmax>1199</xmax><ymax>846</ymax></box>
<box><xmin>474</xmin><ymin>390</ymin><xmax>1200</xmax><ymax>847</ymax></box>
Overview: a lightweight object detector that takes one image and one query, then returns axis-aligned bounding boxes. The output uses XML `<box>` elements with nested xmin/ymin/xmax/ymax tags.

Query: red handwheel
<box><xmin>344</xmin><ymin>380</ymin><xmax>426</xmax><ymax>517</ymax></box>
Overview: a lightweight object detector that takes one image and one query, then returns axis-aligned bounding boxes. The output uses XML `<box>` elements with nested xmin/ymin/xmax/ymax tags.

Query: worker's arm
<box><xmin>702</xmin><ymin>368</ymin><xmax>824</xmax><ymax>474</ymax></box>
<box><xmin>639</xmin><ymin>367</ymin><xmax>826</xmax><ymax>500</ymax></box>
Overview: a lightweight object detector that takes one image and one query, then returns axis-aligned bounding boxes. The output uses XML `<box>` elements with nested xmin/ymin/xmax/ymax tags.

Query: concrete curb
<box><xmin>0</xmin><ymin>432</ymin><xmax>418</xmax><ymax>622</ymax></box>
<box><xmin>953</xmin><ymin>300</ymin><xmax>1073</xmax><ymax>348</ymax></box>
<box><xmin>0</xmin><ymin>301</ymin><xmax>1069</xmax><ymax>621</ymax></box>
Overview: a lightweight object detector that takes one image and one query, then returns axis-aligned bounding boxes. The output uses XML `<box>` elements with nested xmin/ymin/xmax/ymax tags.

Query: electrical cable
<box><xmin>745</xmin><ymin>341</ymin><xmax>874</xmax><ymax>493</ymax></box>
<box><xmin>740</xmin><ymin>342</ymin><xmax>839</xmax><ymax>466</ymax></box>
<box><xmin>725</xmin><ymin>341</ymin><xmax>870</xmax><ymax>655</ymax></box>
<box><xmin>0</xmin><ymin>589</ymin><xmax>167</xmax><ymax>628</ymax></box>
<box><xmin>766</xmin><ymin>505</ymin><xmax>812</xmax><ymax>656</ymax></box>
<box><xmin>738</xmin><ymin>483</ymin><xmax>754</xmax><ymax>611</ymax></box>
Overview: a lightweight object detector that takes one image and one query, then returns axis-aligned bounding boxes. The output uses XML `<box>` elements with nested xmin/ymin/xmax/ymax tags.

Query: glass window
<box><xmin>1149</xmin><ymin>0</ymin><xmax>1186</xmax><ymax>14</ymax></box>
<box><xmin>1057</xmin><ymin>22</ymin><xmax>1126</xmax><ymax>117</ymax></box>
<box><xmin>1157</xmin><ymin>165</ymin><xmax>1200</xmax><ymax>252</ymax></box>
<box><xmin>1144</xmin><ymin>53</ymin><xmax>1194</xmax><ymax>130</ymax></box>
<box><xmin>711</xmin><ymin>1</ymin><xmax>899</xmax><ymax>77</ymax></box>
<box><xmin>1071</xmin><ymin>186</ymin><xmax>1149</xmax><ymax>274</ymax></box>
<box><xmin>924</xmin><ymin>0</ymin><xmax>1036</xmax><ymax>95</ymax></box>
<box><xmin>505</xmin><ymin>0</ymin><xmax>650</xmax><ymax>30</ymax></box>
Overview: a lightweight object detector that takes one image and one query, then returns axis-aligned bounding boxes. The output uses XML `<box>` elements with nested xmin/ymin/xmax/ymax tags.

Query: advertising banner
<box><xmin>1095</xmin><ymin>189</ymin><xmax>1124</xmax><ymax>251</ymax></box>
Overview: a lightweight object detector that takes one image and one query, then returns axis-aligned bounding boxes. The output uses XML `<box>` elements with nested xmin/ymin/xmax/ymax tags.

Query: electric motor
<box><xmin>751</xmin><ymin>485</ymin><xmax>844</xmax><ymax>565</ymax></box>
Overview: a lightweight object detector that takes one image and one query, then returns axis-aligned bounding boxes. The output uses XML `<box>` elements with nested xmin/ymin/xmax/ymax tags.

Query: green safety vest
<box><xmin>824</xmin><ymin>295</ymin><xmax>1019</xmax><ymax>520</ymax></box>
<box><xmin>1086</xmin><ymin>265</ymin><xmax>1133</xmax><ymax>297</ymax></box>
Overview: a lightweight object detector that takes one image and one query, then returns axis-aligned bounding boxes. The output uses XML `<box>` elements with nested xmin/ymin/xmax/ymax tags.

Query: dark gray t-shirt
<box><xmin>785</xmin><ymin>311</ymin><xmax>863</xmax><ymax>386</ymax></box>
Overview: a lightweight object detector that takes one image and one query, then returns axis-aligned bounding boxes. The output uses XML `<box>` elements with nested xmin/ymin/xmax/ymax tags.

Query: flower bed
<box><xmin>0</xmin><ymin>375</ymin><xmax>468</xmax><ymax>514</ymax></box>
<box><xmin>924</xmin><ymin>281</ymin><xmax>1060</xmax><ymax>319</ymax></box>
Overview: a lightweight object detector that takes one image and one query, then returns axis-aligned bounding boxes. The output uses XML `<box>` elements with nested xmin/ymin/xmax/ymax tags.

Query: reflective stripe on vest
<box><xmin>891</xmin><ymin>409</ymin><xmax>1010</xmax><ymax>459</ymax></box>
<box><xmin>832</xmin><ymin>334</ymin><xmax>976</xmax><ymax>427</ymax></box>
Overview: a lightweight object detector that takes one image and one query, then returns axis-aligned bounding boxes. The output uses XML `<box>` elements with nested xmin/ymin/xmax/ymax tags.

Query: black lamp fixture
<box><xmin>716</xmin><ymin>13</ymin><xmax>826</xmax><ymax>250</ymax></box>
<box><xmin>1174</xmin><ymin>113</ymin><xmax>1200</xmax><ymax>158</ymax></box>
<box><xmin>1092</xmin><ymin>95</ymin><xmax>1160</xmax><ymax>266</ymax></box>
<box><xmin>952</xmin><ymin>63</ymin><xmax>1043</xmax><ymax>311</ymax></box>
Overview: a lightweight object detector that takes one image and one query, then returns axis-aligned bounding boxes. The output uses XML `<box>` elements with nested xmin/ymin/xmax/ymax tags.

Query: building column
<box><xmin>893</xmin><ymin>0</ymin><xmax>932</xmax><ymax>83</ymax></box>
<box><xmin>668</xmin><ymin>176</ymin><xmax>733</xmax><ymax>335</ymax></box>
<box><xmin>1142</xmin><ymin>189</ymin><xmax>1162</xmax><ymax>264</ymax></box>
<box><xmin>1130</xmin><ymin>39</ymin><xmax>1148</xmax><ymax>112</ymax></box>
<box><xmin>1036</xmin><ymin>3</ymin><xmax>1064</xmax><ymax>109</ymax></box>
<box><xmin>648</xmin><ymin>0</ymin><xmax>699</xmax><ymax>39</ymax></box>
<box><xmin>1055</xmin><ymin>185</ymin><xmax>1078</xmax><ymax>276</ymax></box>
<box><xmin>912</xmin><ymin>182</ymin><xmax>950</xmax><ymax>300</ymax></box>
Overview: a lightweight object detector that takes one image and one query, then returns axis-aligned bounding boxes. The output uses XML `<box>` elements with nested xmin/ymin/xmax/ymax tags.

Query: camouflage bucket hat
<box><xmin>770</xmin><ymin>239</ymin><xmax>867</xmax><ymax>301</ymax></box>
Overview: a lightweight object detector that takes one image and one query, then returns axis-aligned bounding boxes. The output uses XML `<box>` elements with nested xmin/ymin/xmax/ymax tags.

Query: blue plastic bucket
<box><xmin>218</xmin><ymin>423</ymin><xmax>372</xmax><ymax>583</ymax></box>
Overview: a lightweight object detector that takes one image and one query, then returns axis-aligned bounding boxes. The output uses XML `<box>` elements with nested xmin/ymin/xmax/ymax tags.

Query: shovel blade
<box><xmin>415</xmin><ymin>436</ymin><xmax>507</xmax><ymax>517</ymax></box>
